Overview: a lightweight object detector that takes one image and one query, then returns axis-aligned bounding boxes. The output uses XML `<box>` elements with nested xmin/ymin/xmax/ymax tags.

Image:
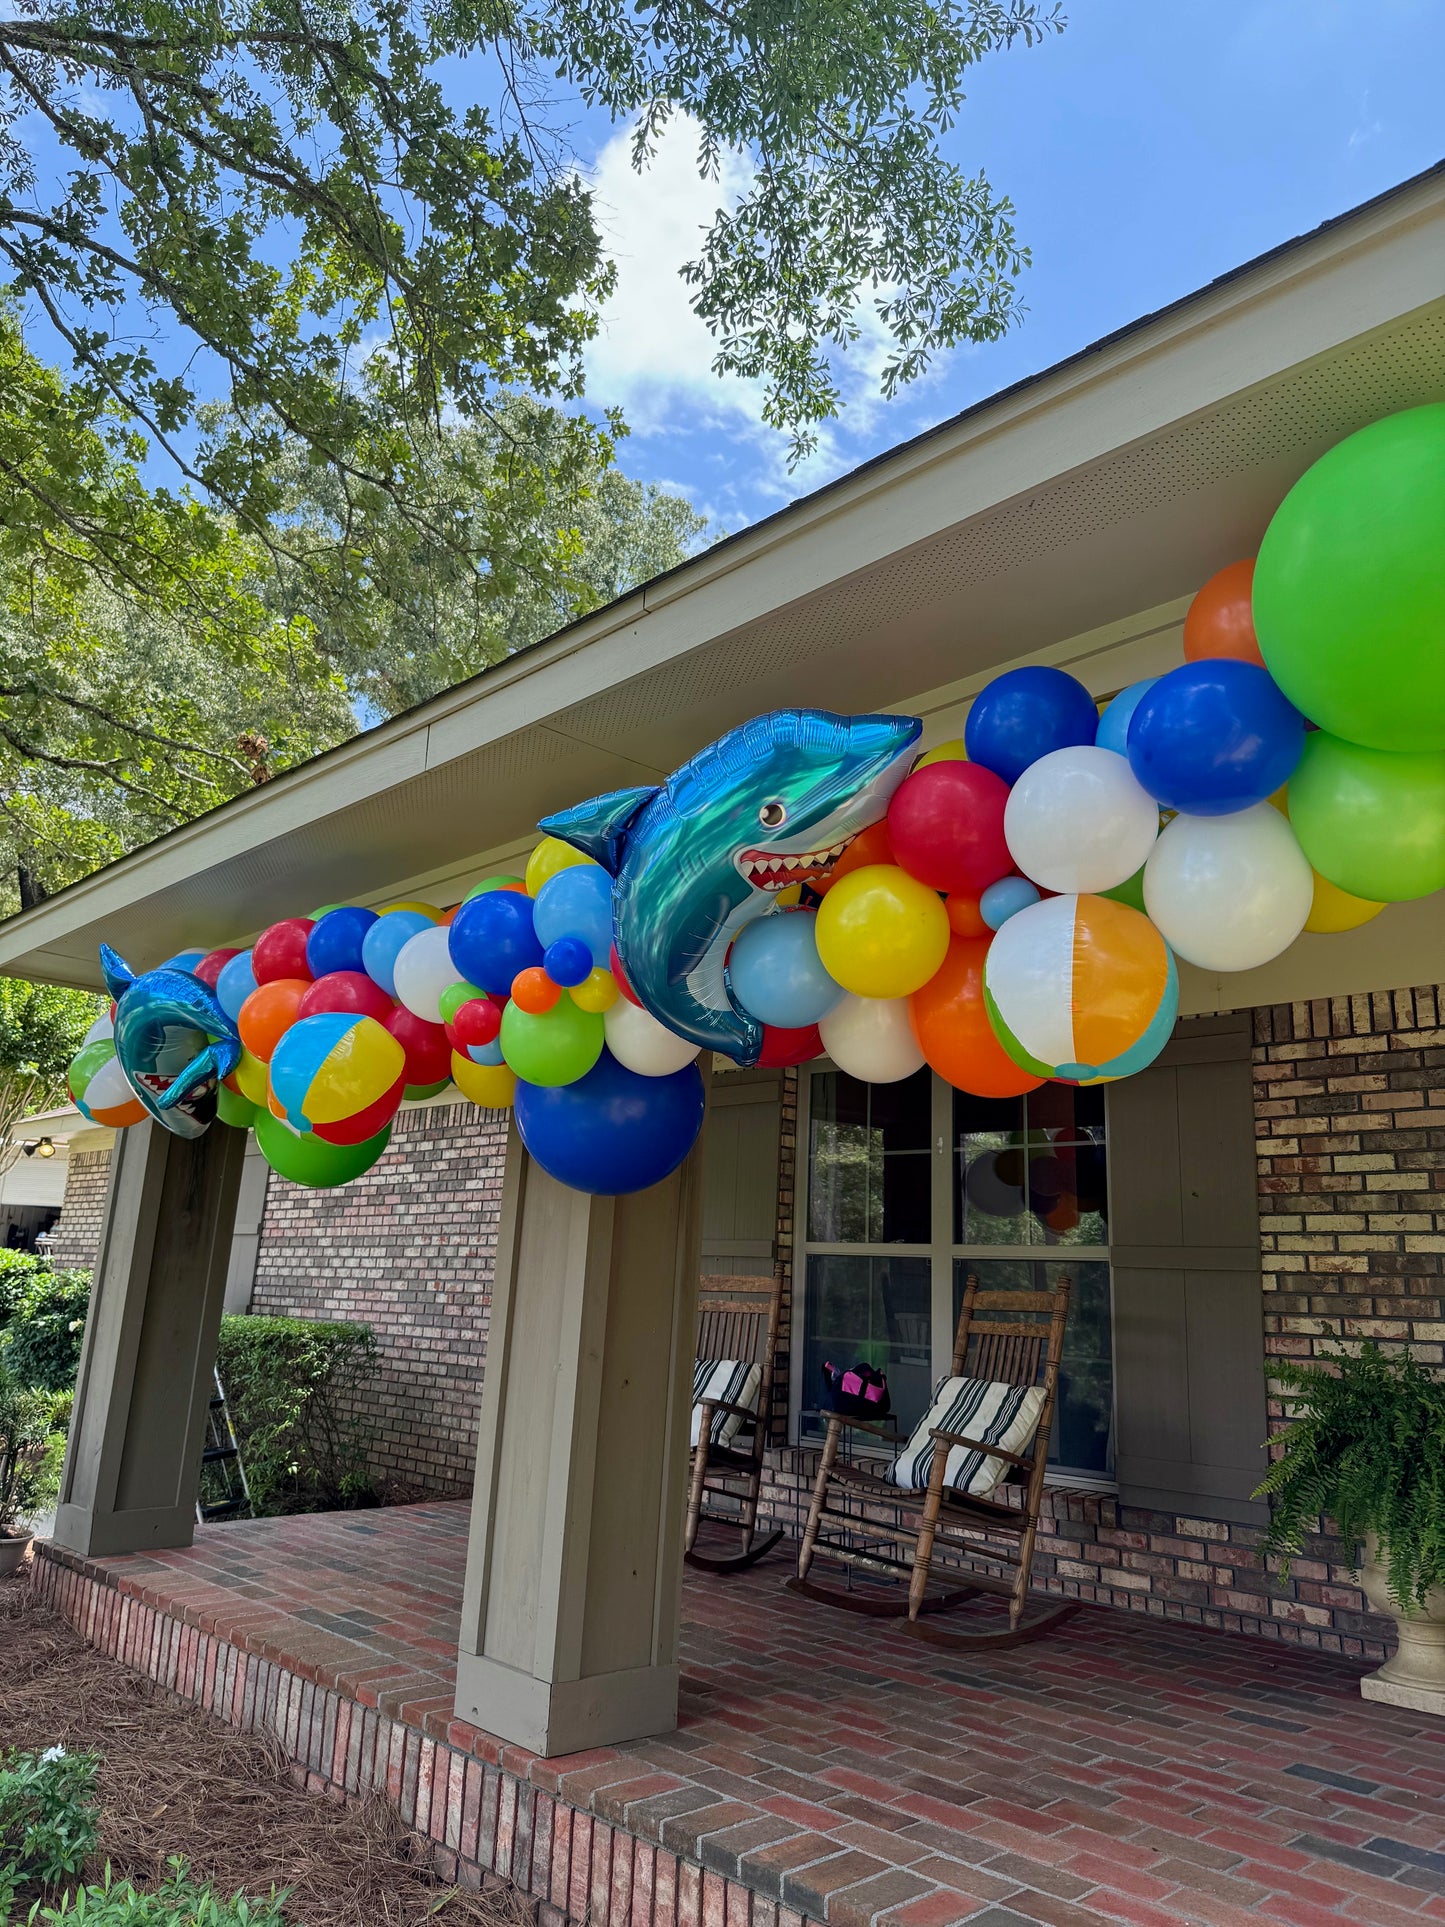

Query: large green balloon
<box><xmin>1253</xmin><ymin>405</ymin><xmax>1445</xmax><ymax>752</ymax></box>
<box><xmin>254</xmin><ymin>1109</ymin><xmax>391</xmax><ymax>1187</ymax></box>
<box><xmin>216</xmin><ymin>1083</ymin><xmax>258</xmax><ymax>1130</ymax></box>
<box><xmin>1287</xmin><ymin>732</ymin><xmax>1445</xmax><ymax>903</ymax></box>
<box><xmin>500</xmin><ymin>994</ymin><xmax>604</xmax><ymax>1087</ymax></box>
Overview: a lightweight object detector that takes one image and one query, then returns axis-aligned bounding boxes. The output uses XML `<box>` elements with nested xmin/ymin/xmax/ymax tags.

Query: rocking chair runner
<box><xmin>789</xmin><ymin>1272</ymin><xmax>1078</xmax><ymax>1648</ymax></box>
<box><xmin>684</xmin><ymin>1266</ymin><xmax>785</xmax><ymax>1572</ymax></box>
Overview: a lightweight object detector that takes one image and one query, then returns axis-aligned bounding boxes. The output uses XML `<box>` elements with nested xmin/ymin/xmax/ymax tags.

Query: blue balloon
<box><xmin>964</xmin><ymin>667</ymin><xmax>1099</xmax><ymax>785</ymax></box>
<box><xmin>1095</xmin><ymin>678</ymin><xmax>1158</xmax><ymax>757</ymax></box>
<box><xmin>515</xmin><ymin>1049</ymin><xmax>706</xmax><ymax>1196</ymax></box>
<box><xmin>728</xmin><ymin>911</ymin><xmax>842</xmax><ymax>1029</ymax></box>
<box><xmin>466</xmin><ymin>1036</ymin><xmax>506</xmax><ymax>1066</ymax></box>
<box><xmin>980</xmin><ymin>876</ymin><xmax>1041</xmax><ymax>929</ymax></box>
<box><xmin>158</xmin><ymin>947</ymin><xmax>208</xmax><ymax>974</ymax></box>
<box><xmin>544</xmin><ymin>936</ymin><xmax>593</xmax><ymax>988</ymax></box>
<box><xmin>215</xmin><ymin>949</ymin><xmax>258</xmax><ymax>1022</ymax></box>
<box><xmin>362</xmin><ymin>910</ymin><xmax>434</xmax><ymax>996</ymax></box>
<box><xmin>1127</xmin><ymin>660</ymin><xmax>1305</xmax><ymax>815</ymax></box>
<box><xmin>307</xmin><ymin>905</ymin><xmax>379</xmax><ymax>978</ymax></box>
<box><xmin>533</xmin><ymin>865</ymin><xmax>614</xmax><ymax>966</ymax></box>
<box><xmin>449</xmin><ymin>889</ymin><xmax>544</xmax><ymax>994</ymax></box>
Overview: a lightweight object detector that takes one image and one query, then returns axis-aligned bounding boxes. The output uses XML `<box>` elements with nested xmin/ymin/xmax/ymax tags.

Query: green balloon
<box><xmin>254</xmin><ymin>1110</ymin><xmax>391</xmax><ymax>1188</ymax></box>
<box><xmin>216</xmin><ymin>1083</ymin><xmax>258</xmax><ymax>1130</ymax></box>
<box><xmin>404</xmin><ymin>1078</ymin><xmax>451</xmax><ymax>1100</ymax></box>
<box><xmin>500</xmin><ymin>995</ymin><xmax>604</xmax><ymax>1087</ymax></box>
<box><xmin>1288</xmin><ymin>732</ymin><xmax>1445</xmax><ymax>903</ymax></box>
<box><xmin>1253</xmin><ymin>405</ymin><xmax>1445</xmax><ymax>752</ymax></box>
<box><xmin>466</xmin><ymin>874</ymin><xmax>525</xmax><ymax>899</ymax></box>
<box><xmin>438</xmin><ymin>980</ymin><xmax>486</xmax><ymax>1025</ymax></box>
<box><xmin>68</xmin><ymin>1039</ymin><xmax>115</xmax><ymax>1103</ymax></box>
<box><xmin>1100</xmin><ymin>865</ymin><xmax>1147</xmax><ymax>913</ymax></box>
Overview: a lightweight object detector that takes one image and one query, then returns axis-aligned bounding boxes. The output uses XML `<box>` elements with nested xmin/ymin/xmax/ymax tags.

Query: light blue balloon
<box><xmin>466</xmin><ymin>1036</ymin><xmax>506</xmax><ymax>1066</ymax></box>
<box><xmin>980</xmin><ymin>876</ymin><xmax>1042</xmax><ymax>930</ymax></box>
<box><xmin>1095</xmin><ymin>678</ymin><xmax>1158</xmax><ymax>756</ymax></box>
<box><xmin>159</xmin><ymin>947</ymin><xmax>208</xmax><ymax>974</ymax></box>
<box><xmin>533</xmin><ymin>865</ymin><xmax>614</xmax><ymax>966</ymax></box>
<box><xmin>362</xmin><ymin>910</ymin><xmax>434</xmax><ymax>997</ymax></box>
<box><xmin>215</xmin><ymin>949</ymin><xmax>258</xmax><ymax>1021</ymax></box>
<box><xmin>728</xmin><ymin>910</ymin><xmax>843</xmax><ymax>1029</ymax></box>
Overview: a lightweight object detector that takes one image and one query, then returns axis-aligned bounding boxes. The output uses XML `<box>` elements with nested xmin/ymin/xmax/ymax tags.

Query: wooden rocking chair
<box><xmin>684</xmin><ymin>1267</ymin><xmax>785</xmax><ymax>1572</ymax></box>
<box><xmin>788</xmin><ymin>1273</ymin><xmax>1078</xmax><ymax>1648</ymax></box>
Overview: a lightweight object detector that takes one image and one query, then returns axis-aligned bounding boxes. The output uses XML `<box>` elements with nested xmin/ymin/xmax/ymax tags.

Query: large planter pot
<box><xmin>0</xmin><ymin>1531</ymin><xmax>32</xmax><ymax>1577</ymax></box>
<box><xmin>1359</xmin><ymin>1533</ymin><xmax>1445</xmax><ymax>1716</ymax></box>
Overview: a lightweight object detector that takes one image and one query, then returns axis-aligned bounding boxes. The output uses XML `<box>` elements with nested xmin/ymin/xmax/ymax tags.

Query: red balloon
<box><xmin>610</xmin><ymin>943</ymin><xmax>643</xmax><ymax>1007</ymax></box>
<box><xmin>311</xmin><ymin>1072</ymin><xmax>406</xmax><ymax>1145</ymax></box>
<box><xmin>757</xmin><ymin>1023</ymin><xmax>824</xmax><ymax>1067</ymax></box>
<box><xmin>194</xmin><ymin>947</ymin><xmax>239</xmax><ymax>988</ymax></box>
<box><xmin>252</xmin><ymin>917</ymin><xmax>316</xmax><ymax>985</ymax></box>
<box><xmin>888</xmin><ymin>763</ymin><xmax>1012</xmax><ymax>894</ymax></box>
<box><xmin>298</xmin><ymin>970</ymin><xmax>394</xmax><ymax>1024</ymax></box>
<box><xmin>386</xmin><ymin>1005</ymin><xmax>452</xmax><ymax>1085</ymax></box>
<box><xmin>446</xmin><ymin>997</ymin><xmax>503</xmax><ymax>1050</ymax></box>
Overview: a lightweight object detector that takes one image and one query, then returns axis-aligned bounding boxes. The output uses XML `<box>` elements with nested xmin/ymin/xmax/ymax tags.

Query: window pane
<box><xmin>955</xmin><ymin>1085</ymin><xmax>1107</xmax><ymax>1246</ymax></box>
<box><xmin>809</xmin><ymin>1068</ymin><xmax>931</xmax><ymax>1244</ymax></box>
<box><xmin>801</xmin><ymin>1254</ymin><xmax>933</xmax><ymax>1440</ymax></box>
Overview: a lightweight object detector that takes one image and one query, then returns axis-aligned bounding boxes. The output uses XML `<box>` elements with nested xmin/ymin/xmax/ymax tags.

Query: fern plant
<box><xmin>1255</xmin><ymin>1344</ymin><xmax>1445</xmax><ymax>1611</ymax></box>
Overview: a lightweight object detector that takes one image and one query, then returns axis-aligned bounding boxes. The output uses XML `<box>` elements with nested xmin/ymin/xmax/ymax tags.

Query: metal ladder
<box><xmin>196</xmin><ymin>1369</ymin><xmax>253</xmax><ymax>1524</ymax></box>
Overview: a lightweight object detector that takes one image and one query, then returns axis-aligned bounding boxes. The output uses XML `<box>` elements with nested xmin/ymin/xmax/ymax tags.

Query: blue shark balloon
<box><xmin>100</xmin><ymin>944</ymin><xmax>243</xmax><ymax>1138</ymax></box>
<box><xmin>539</xmin><ymin>709</ymin><xmax>922</xmax><ymax>1065</ymax></box>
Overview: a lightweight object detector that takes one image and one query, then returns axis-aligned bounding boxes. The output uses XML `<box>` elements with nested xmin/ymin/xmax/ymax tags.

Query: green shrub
<box><xmin>0</xmin><ymin>1252</ymin><xmax>48</xmax><ymax>1331</ymax></box>
<box><xmin>215</xmin><ymin>1317</ymin><xmax>378</xmax><ymax>1518</ymax></box>
<box><xmin>0</xmin><ymin>1368</ymin><xmax>68</xmax><ymax>1536</ymax></box>
<box><xmin>25</xmin><ymin>1857</ymin><xmax>290</xmax><ymax>1923</ymax></box>
<box><xmin>0</xmin><ymin>1269</ymin><xmax>92</xmax><ymax>1396</ymax></box>
<box><xmin>0</xmin><ymin>1745</ymin><xmax>99</xmax><ymax>1910</ymax></box>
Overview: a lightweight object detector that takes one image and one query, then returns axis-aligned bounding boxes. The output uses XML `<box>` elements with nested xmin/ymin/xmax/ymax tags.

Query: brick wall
<box><xmin>48</xmin><ymin>1147</ymin><xmax>112</xmax><ymax>1267</ymax></box>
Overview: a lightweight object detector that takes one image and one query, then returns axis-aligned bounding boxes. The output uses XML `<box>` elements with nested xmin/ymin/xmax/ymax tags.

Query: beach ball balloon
<box><xmin>1095</xmin><ymin>679</ymin><xmax>1157</xmax><ymax>757</ymax></box>
<box><xmin>1143</xmin><ymin>802</ymin><xmax>1313</xmax><ymax>971</ymax></box>
<box><xmin>449</xmin><ymin>887</ymin><xmax>544</xmax><ymax>994</ymax></box>
<box><xmin>1285</xmin><ymin>732</ymin><xmax>1445</xmax><ymax>903</ymax></box>
<box><xmin>1127</xmin><ymin>660</ymin><xmax>1305</xmax><ymax>815</ymax></box>
<box><xmin>819</xmin><ymin>993</ymin><xmax>926</xmax><ymax>1084</ymax></box>
<box><xmin>887</xmin><ymin>762</ymin><xmax>1012</xmax><ymax>894</ymax></box>
<box><xmin>79</xmin><ymin>1011</ymin><xmax>114</xmax><ymax>1051</ymax></box>
<box><xmin>1004</xmin><ymin>744</ymin><xmax>1159</xmax><ymax>892</ymax></box>
<box><xmin>815</xmin><ymin>865</ymin><xmax>950</xmax><ymax>999</ymax></box>
<box><xmin>909</xmin><ymin>936</ymin><xmax>1044</xmax><ymax>1098</ymax></box>
<box><xmin>450</xmin><ymin>1051</ymin><xmax>517</xmax><ymax>1109</ymax></box>
<box><xmin>603</xmin><ymin>996</ymin><xmax>701</xmax><ymax>1077</ymax></box>
<box><xmin>72</xmin><ymin>1043</ymin><xmax>146</xmax><ymax>1127</ymax></box>
<box><xmin>267</xmin><ymin>1012</ymin><xmax>406</xmax><ymax>1133</ymax></box>
<box><xmin>965</xmin><ymin>666</ymin><xmax>1099</xmax><ymax>785</ymax></box>
<box><xmin>1183</xmin><ymin>559</ymin><xmax>1264</xmax><ymax>667</ymax></box>
<box><xmin>254</xmin><ymin>1109</ymin><xmax>391</xmax><ymax>1189</ymax></box>
<box><xmin>728</xmin><ymin>910</ymin><xmax>842</xmax><ymax>1030</ymax></box>
<box><xmin>392</xmin><ymin>925</ymin><xmax>463</xmax><ymax>1024</ymax></box>
<box><xmin>309</xmin><ymin>1072</ymin><xmax>407</xmax><ymax>1145</ymax></box>
<box><xmin>983</xmin><ymin>895</ymin><xmax>1179</xmax><ymax>1083</ymax></box>
<box><xmin>515</xmin><ymin>1050</ymin><xmax>705</xmax><ymax>1196</ymax></box>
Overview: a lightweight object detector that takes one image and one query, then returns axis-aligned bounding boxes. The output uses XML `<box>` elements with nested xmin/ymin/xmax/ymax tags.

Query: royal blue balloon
<box><xmin>448</xmin><ymin>889</ymin><xmax>544</xmax><ymax>994</ymax></box>
<box><xmin>728</xmin><ymin>911</ymin><xmax>843</xmax><ymax>1029</ymax></box>
<box><xmin>1095</xmin><ymin>678</ymin><xmax>1157</xmax><ymax>757</ymax></box>
<box><xmin>515</xmin><ymin>1049</ymin><xmax>706</xmax><ymax>1196</ymax></box>
<box><xmin>964</xmin><ymin>667</ymin><xmax>1099</xmax><ymax>785</ymax></box>
<box><xmin>533</xmin><ymin>865</ymin><xmax>614</xmax><ymax>966</ymax></box>
<box><xmin>215</xmin><ymin>949</ymin><xmax>258</xmax><ymax>1022</ymax></box>
<box><xmin>1127</xmin><ymin>660</ymin><xmax>1305</xmax><ymax>816</ymax></box>
<box><xmin>361</xmin><ymin>910</ymin><xmax>434</xmax><ymax>997</ymax></box>
<box><xmin>306</xmin><ymin>905</ymin><xmax>379</xmax><ymax>978</ymax></box>
<box><xmin>980</xmin><ymin>876</ymin><xmax>1041</xmax><ymax>930</ymax></box>
<box><xmin>544</xmin><ymin>936</ymin><xmax>593</xmax><ymax>989</ymax></box>
<box><xmin>159</xmin><ymin>947</ymin><xmax>208</xmax><ymax>974</ymax></box>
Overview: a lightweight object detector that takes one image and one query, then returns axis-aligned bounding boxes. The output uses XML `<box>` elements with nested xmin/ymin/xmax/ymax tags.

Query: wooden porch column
<box><xmin>52</xmin><ymin>1118</ymin><xmax>246</xmax><ymax>1559</ymax></box>
<box><xmin>454</xmin><ymin>1111</ymin><xmax>705</xmax><ymax>1756</ymax></box>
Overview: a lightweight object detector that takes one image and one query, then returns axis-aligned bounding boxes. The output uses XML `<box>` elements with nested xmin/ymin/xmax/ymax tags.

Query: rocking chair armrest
<box><xmin>823</xmin><ymin>1411</ymin><xmax>904</xmax><ymax>1445</ymax></box>
<box><xmin>926</xmin><ymin>1425</ymin><xmax>1033</xmax><ymax>1469</ymax></box>
<box><xmin>697</xmin><ymin>1396</ymin><xmax>758</xmax><ymax>1422</ymax></box>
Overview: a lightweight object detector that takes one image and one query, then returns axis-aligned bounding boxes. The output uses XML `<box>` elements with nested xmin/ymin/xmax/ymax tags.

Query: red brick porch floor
<box><xmin>32</xmin><ymin>1502</ymin><xmax>1445</xmax><ymax>1927</ymax></box>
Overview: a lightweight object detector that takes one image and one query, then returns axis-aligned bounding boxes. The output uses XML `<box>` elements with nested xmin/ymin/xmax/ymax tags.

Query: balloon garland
<box><xmin>70</xmin><ymin>405</ymin><xmax>1445</xmax><ymax>1197</ymax></box>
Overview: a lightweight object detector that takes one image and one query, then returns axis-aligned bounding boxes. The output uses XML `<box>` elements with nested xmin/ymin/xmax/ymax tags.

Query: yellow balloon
<box><xmin>450</xmin><ymin>1051</ymin><xmax>517</xmax><ymax>1109</ymax></box>
<box><xmin>1267</xmin><ymin>786</ymin><xmax>1290</xmax><ymax>816</ymax></box>
<box><xmin>232</xmin><ymin>1047</ymin><xmax>269</xmax><ymax>1106</ymax></box>
<box><xmin>571</xmin><ymin>967</ymin><xmax>619</xmax><ymax>1013</ymax></box>
<box><xmin>526</xmin><ymin>836</ymin><xmax>596</xmax><ymax>897</ymax></box>
<box><xmin>815</xmin><ymin>864</ymin><xmax>950</xmax><ymax>999</ymax></box>
<box><xmin>1305</xmin><ymin>870</ymin><xmax>1386</xmax><ymax>934</ymax></box>
<box><xmin>774</xmin><ymin>882</ymin><xmax>803</xmax><ymax>907</ymax></box>
<box><xmin>916</xmin><ymin>738</ymin><xmax>967</xmax><ymax>768</ymax></box>
<box><xmin>381</xmin><ymin>899</ymin><xmax>441</xmax><ymax>919</ymax></box>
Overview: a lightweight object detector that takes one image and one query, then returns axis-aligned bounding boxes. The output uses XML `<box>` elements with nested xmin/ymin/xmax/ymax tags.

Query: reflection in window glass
<box><xmin>801</xmin><ymin>1254</ymin><xmax>933</xmax><ymax>1439</ymax></box>
<box><xmin>954</xmin><ymin>1085</ymin><xmax>1106</xmax><ymax>1247</ymax></box>
<box><xmin>809</xmin><ymin>1068</ymin><xmax>931</xmax><ymax>1244</ymax></box>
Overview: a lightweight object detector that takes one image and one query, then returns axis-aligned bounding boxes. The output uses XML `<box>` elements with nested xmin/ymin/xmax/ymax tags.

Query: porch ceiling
<box><xmin>3</xmin><ymin>167</ymin><xmax>1445</xmax><ymax>991</ymax></box>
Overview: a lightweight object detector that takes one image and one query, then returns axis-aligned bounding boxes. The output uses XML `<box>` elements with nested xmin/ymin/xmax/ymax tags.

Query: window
<box><xmin>797</xmin><ymin>1068</ymin><xmax>1114</xmax><ymax>1480</ymax></box>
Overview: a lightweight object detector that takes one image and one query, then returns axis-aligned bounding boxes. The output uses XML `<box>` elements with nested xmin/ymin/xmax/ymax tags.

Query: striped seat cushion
<box><xmin>691</xmin><ymin>1358</ymin><xmax>763</xmax><ymax>1448</ymax></box>
<box><xmin>890</xmin><ymin>1376</ymin><xmax>1046</xmax><ymax>1498</ymax></box>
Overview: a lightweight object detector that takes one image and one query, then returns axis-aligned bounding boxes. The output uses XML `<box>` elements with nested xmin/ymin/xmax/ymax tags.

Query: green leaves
<box><xmin>0</xmin><ymin>1744</ymin><xmax>100</xmax><ymax>1908</ymax></box>
<box><xmin>21</xmin><ymin>1856</ymin><xmax>291</xmax><ymax>1923</ymax></box>
<box><xmin>214</xmin><ymin>1314</ymin><xmax>380</xmax><ymax>1516</ymax></box>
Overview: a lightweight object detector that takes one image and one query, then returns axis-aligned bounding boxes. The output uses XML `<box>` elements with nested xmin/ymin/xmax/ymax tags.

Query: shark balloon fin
<box><xmin>99</xmin><ymin>944</ymin><xmax>137</xmax><ymax>1003</ymax></box>
<box><xmin>540</xmin><ymin>786</ymin><xmax>656</xmax><ymax>876</ymax></box>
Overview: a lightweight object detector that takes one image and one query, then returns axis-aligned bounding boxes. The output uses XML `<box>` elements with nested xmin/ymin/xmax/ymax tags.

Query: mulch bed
<box><xmin>1</xmin><ymin>1568</ymin><xmax>517</xmax><ymax>1926</ymax></box>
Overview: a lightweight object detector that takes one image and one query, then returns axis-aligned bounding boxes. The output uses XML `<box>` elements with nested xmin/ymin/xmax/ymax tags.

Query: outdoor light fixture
<box><xmin>20</xmin><ymin>1137</ymin><xmax>56</xmax><ymax>1158</ymax></box>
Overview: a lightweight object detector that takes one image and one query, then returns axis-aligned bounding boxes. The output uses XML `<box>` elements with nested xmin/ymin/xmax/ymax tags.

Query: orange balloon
<box><xmin>818</xmin><ymin>818</ymin><xmax>895</xmax><ymax>893</ymax></box>
<box><xmin>510</xmin><ymin>967</ymin><xmax>561</xmax><ymax>1015</ymax></box>
<box><xmin>237</xmin><ymin>979</ymin><xmax>309</xmax><ymax>1064</ymax></box>
<box><xmin>909</xmin><ymin>936</ymin><xmax>1045</xmax><ymax>1099</ymax></box>
<box><xmin>945</xmin><ymin>891</ymin><xmax>990</xmax><ymax>939</ymax></box>
<box><xmin>1183</xmin><ymin>558</ymin><xmax>1265</xmax><ymax>666</ymax></box>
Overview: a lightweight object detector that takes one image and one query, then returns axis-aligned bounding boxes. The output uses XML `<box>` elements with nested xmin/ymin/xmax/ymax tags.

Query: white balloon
<box><xmin>1144</xmin><ymin>803</ymin><xmax>1312</xmax><ymax>971</ymax></box>
<box><xmin>604</xmin><ymin>996</ymin><xmax>700</xmax><ymax>1076</ymax></box>
<box><xmin>1004</xmin><ymin>745</ymin><xmax>1159</xmax><ymax>892</ymax></box>
<box><xmin>818</xmin><ymin>994</ymin><xmax>925</xmax><ymax>1083</ymax></box>
<box><xmin>392</xmin><ymin>925</ymin><xmax>461</xmax><ymax>1024</ymax></box>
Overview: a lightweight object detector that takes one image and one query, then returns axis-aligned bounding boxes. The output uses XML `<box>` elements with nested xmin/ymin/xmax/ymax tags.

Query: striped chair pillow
<box><xmin>691</xmin><ymin>1358</ymin><xmax>763</xmax><ymax>1447</ymax></box>
<box><xmin>890</xmin><ymin>1376</ymin><xmax>1046</xmax><ymax>1498</ymax></box>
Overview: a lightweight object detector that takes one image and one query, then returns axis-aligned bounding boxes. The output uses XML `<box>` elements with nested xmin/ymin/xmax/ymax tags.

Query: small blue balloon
<box><xmin>466</xmin><ymin>1036</ymin><xmax>506</xmax><ymax>1066</ymax></box>
<box><xmin>449</xmin><ymin>889</ymin><xmax>544</xmax><ymax>994</ymax></box>
<box><xmin>159</xmin><ymin>947</ymin><xmax>208</xmax><ymax>974</ymax></box>
<box><xmin>964</xmin><ymin>667</ymin><xmax>1099</xmax><ymax>785</ymax></box>
<box><xmin>362</xmin><ymin>910</ymin><xmax>434</xmax><ymax>997</ymax></box>
<box><xmin>307</xmin><ymin>905</ymin><xmax>379</xmax><ymax>978</ymax></box>
<box><xmin>515</xmin><ymin>1049</ymin><xmax>706</xmax><ymax>1196</ymax></box>
<box><xmin>980</xmin><ymin>876</ymin><xmax>1042</xmax><ymax>929</ymax></box>
<box><xmin>533</xmin><ymin>865</ymin><xmax>614</xmax><ymax>966</ymax></box>
<box><xmin>544</xmin><ymin>936</ymin><xmax>593</xmax><ymax>989</ymax></box>
<box><xmin>1127</xmin><ymin>660</ymin><xmax>1305</xmax><ymax>816</ymax></box>
<box><xmin>1095</xmin><ymin>678</ymin><xmax>1158</xmax><ymax>757</ymax></box>
<box><xmin>215</xmin><ymin>949</ymin><xmax>258</xmax><ymax>1022</ymax></box>
<box><xmin>728</xmin><ymin>911</ymin><xmax>843</xmax><ymax>1030</ymax></box>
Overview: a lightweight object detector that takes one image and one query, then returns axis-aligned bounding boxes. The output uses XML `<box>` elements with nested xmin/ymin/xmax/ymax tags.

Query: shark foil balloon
<box><xmin>100</xmin><ymin>944</ymin><xmax>243</xmax><ymax>1138</ymax></box>
<box><xmin>540</xmin><ymin>709</ymin><xmax>923</xmax><ymax>1065</ymax></box>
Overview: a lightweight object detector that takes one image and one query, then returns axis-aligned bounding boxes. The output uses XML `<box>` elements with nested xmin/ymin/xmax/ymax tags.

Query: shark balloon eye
<box><xmin>759</xmin><ymin>801</ymin><xmax>787</xmax><ymax>828</ymax></box>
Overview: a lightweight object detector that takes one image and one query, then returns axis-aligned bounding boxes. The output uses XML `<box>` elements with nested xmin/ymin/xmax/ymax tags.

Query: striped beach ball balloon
<box><xmin>982</xmin><ymin>894</ymin><xmax>1178</xmax><ymax>1084</ymax></box>
<box><xmin>70</xmin><ymin>1040</ymin><xmax>147</xmax><ymax>1127</ymax></box>
<box><xmin>266</xmin><ymin>1012</ymin><xmax>406</xmax><ymax>1134</ymax></box>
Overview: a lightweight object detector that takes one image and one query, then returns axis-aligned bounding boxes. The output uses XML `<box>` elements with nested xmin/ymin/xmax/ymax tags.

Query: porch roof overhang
<box><xmin>2</xmin><ymin>164</ymin><xmax>1444</xmax><ymax>1004</ymax></box>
